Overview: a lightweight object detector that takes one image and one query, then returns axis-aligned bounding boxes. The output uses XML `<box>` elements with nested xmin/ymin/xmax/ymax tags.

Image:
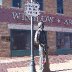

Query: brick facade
<box><xmin>2</xmin><ymin>0</ymin><xmax>31</xmax><ymax>8</ymax></box>
<box><xmin>64</xmin><ymin>0</ymin><xmax>72</xmax><ymax>17</ymax></box>
<box><xmin>2</xmin><ymin>0</ymin><xmax>72</xmax><ymax>16</ymax></box>
<box><xmin>44</xmin><ymin>0</ymin><xmax>57</xmax><ymax>14</ymax></box>
<box><xmin>2</xmin><ymin>0</ymin><xmax>12</xmax><ymax>8</ymax></box>
<box><xmin>0</xmin><ymin>22</ymin><xmax>10</xmax><ymax>57</ymax></box>
<box><xmin>44</xmin><ymin>0</ymin><xmax>72</xmax><ymax>54</ymax></box>
<box><xmin>44</xmin><ymin>0</ymin><xmax>72</xmax><ymax>17</ymax></box>
<box><xmin>1</xmin><ymin>0</ymin><xmax>72</xmax><ymax>56</ymax></box>
<box><xmin>47</xmin><ymin>31</ymin><xmax>56</xmax><ymax>54</ymax></box>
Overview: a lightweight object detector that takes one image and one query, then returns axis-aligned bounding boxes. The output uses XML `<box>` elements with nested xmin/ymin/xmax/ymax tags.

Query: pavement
<box><xmin>0</xmin><ymin>56</ymin><xmax>72</xmax><ymax>72</ymax></box>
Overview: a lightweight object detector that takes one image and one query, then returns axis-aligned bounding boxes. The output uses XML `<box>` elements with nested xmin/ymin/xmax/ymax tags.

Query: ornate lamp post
<box><xmin>24</xmin><ymin>1</ymin><xmax>40</xmax><ymax>72</ymax></box>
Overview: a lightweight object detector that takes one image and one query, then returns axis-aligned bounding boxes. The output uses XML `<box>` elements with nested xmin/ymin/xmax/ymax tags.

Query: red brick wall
<box><xmin>2</xmin><ymin>0</ymin><xmax>31</xmax><ymax>8</ymax></box>
<box><xmin>44</xmin><ymin>0</ymin><xmax>56</xmax><ymax>14</ymax></box>
<box><xmin>2</xmin><ymin>0</ymin><xmax>72</xmax><ymax>17</ymax></box>
<box><xmin>44</xmin><ymin>0</ymin><xmax>72</xmax><ymax>17</ymax></box>
<box><xmin>47</xmin><ymin>31</ymin><xmax>56</xmax><ymax>54</ymax></box>
<box><xmin>1</xmin><ymin>0</ymin><xmax>72</xmax><ymax>56</ymax></box>
<box><xmin>64</xmin><ymin>0</ymin><xmax>72</xmax><ymax>17</ymax></box>
<box><xmin>0</xmin><ymin>22</ymin><xmax>10</xmax><ymax>57</ymax></box>
<box><xmin>44</xmin><ymin>0</ymin><xmax>72</xmax><ymax>54</ymax></box>
<box><xmin>2</xmin><ymin>0</ymin><xmax>12</xmax><ymax>8</ymax></box>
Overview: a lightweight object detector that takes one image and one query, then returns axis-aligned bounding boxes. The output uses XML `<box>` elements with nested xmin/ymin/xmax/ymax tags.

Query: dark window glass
<box><xmin>35</xmin><ymin>0</ymin><xmax>43</xmax><ymax>10</ymax></box>
<box><xmin>11</xmin><ymin>30</ymin><xmax>31</xmax><ymax>50</ymax></box>
<box><xmin>57</xmin><ymin>0</ymin><xmax>63</xmax><ymax>14</ymax></box>
<box><xmin>56</xmin><ymin>32</ymin><xmax>72</xmax><ymax>49</ymax></box>
<box><xmin>12</xmin><ymin>0</ymin><xmax>21</xmax><ymax>8</ymax></box>
<box><xmin>10</xmin><ymin>29</ymin><xmax>47</xmax><ymax>50</ymax></box>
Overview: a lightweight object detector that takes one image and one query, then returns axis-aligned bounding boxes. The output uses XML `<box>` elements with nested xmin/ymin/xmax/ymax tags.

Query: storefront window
<box><xmin>10</xmin><ymin>29</ymin><xmax>47</xmax><ymax>50</ymax></box>
<box><xmin>11</xmin><ymin>30</ymin><xmax>30</xmax><ymax>50</ymax></box>
<box><xmin>56</xmin><ymin>32</ymin><xmax>72</xmax><ymax>49</ymax></box>
<box><xmin>10</xmin><ymin>29</ymin><xmax>40</xmax><ymax>50</ymax></box>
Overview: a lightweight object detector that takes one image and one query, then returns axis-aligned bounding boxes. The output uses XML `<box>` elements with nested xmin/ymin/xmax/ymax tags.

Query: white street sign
<box><xmin>24</xmin><ymin>2</ymin><xmax>40</xmax><ymax>17</ymax></box>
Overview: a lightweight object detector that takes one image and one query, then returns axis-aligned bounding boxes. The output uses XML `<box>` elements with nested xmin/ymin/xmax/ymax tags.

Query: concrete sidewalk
<box><xmin>0</xmin><ymin>56</ymin><xmax>31</xmax><ymax>63</ymax></box>
<box><xmin>7</xmin><ymin>60</ymin><xmax>72</xmax><ymax>72</ymax></box>
<box><xmin>0</xmin><ymin>56</ymin><xmax>72</xmax><ymax>72</ymax></box>
<box><xmin>50</xmin><ymin>60</ymin><xmax>72</xmax><ymax>72</ymax></box>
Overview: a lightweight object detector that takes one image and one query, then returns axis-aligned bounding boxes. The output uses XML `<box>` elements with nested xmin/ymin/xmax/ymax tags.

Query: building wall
<box><xmin>44</xmin><ymin>0</ymin><xmax>57</xmax><ymax>14</ymax></box>
<box><xmin>2</xmin><ymin>0</ymin><xmax>72</xmax><ymax>16</ymax></box>
<box><xmin>44</xmin><ymin>0</ymin><xmax>72</xmax><ymax>17</ymax></box>
<box><xmin>47</xmin><ymin>31</ymin><xmax>56</xmax><ymax>54</ymax></box>
<box><xmin>0</xmin><ymin>22</ymin><xmax>10</xmax><ymax>57</ymax></box>
<box><xmin>63</xmin><ymin>0</ymin><xmax>72</xmax><ymax>17</ymax></box>
<box><xmin>44</xmin><ymin>0</ymin><xmax>72</xmax><ymax>54</ymax></box>
<box><xmin>2</xmin><ymin>0</ymin><xmax>31</xmax><ymax>8</ymax></box>
<box><xmin>1</xmin><ymin>0</ymin><xmax>72</xmax><ymax>56</ymax></box>
<box><xmin>2</xmin><ymin>0</ymin><xmax>12</xmax><ymax>8</ymax></box>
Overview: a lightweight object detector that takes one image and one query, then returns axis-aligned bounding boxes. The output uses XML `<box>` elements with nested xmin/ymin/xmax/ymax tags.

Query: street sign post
<box><xmin>24</xmin><ymin>1</ymin><xmax>40</xmax><ymax>72</ymax></box>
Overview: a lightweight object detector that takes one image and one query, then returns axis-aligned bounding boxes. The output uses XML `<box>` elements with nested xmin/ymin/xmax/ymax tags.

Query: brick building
<box><xmin>0</xmin><ymin>0</ymin><xmax>72</xmax><ymax>57</ymax></box>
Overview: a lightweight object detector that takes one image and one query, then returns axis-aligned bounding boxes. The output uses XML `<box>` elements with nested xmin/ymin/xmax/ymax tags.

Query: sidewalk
<box><xmin>0</xmin><ymin>56</ymin><xmax>31</xmax><ymax>63</ymax></box>
<box><xmin>7</xmin><ymin>60</ymin><xmax>72</xmax><ymax>72</ymax></box>
<box><xmin>50</xmin><ymin>60</ymin><xmax>72</xmax><ymax>72</ymax></box>
<box><xmin>0</xmin><ymin>56</ymin><xmax>72</xmax><ymax>72</ymax></box>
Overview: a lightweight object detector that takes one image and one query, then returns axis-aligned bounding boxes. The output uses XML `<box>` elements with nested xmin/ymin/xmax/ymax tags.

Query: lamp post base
<box><xmin>30</xmin><ymin>60</ymin><xmax>36</xmax><ymax>72</ymax></box>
